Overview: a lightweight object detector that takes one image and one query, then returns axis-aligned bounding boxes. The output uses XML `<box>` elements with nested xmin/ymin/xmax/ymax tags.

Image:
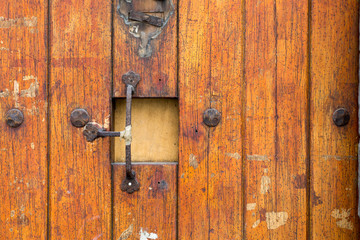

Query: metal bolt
<box><xmin>70</xmin><ymin>109</ymin><xmax>90</xmax><ymax>128</ymax></box>
<box><xmin>332</xmin><ymin>108</ymin><xmax>350</xmax><ymax>127</ymax></box>
<box><xmin>5</xmin><ymin>109</ymin><xmax>24</xmax><ymax>128</ymax></box>
<box><xmin>203</xmin><ymin>108</ymin><xmax>221</xmax><ymax>127</ymax></box>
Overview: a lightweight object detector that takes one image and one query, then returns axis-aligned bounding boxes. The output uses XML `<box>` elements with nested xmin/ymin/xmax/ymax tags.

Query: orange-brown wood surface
<box><xmin>113</xmin><ymin>163</ymin><xmax>177</xmax><ymax>240</ymax></box>
<box><xmin>310</xmin><ymin>0</ymin><xmax>359</xmax><ymax>239</ymax></box>
<box><xmin>113</xmin><ymin>0</ymin><xmax>177</xmax><ymax>98</ymax></box>
<box><xmin>178</xmin><ymin>0</ymin><xmax>244</xmax><ymax>239</ymax></box>
<box><xmin>0</xmin><ymin>0</ymin><xmax>359</xmax><ymax>239</ymax></box>
<box><xmin>49</xmin><ymin>0</ymin><xmax>112</xmax><ymax>239</ymax></box>
<box><xmin>244</xmin><ymin>0</ymin><xmax>309</xmax><ymax>238</ymax></box>
<box><xmin>0</xmin><ymin>1</ymin><xmax>48</xmax><ymax>239</ymax></box>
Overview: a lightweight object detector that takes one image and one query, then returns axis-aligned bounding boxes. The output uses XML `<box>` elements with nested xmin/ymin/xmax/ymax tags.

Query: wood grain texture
<box><xmin>0</xmin><ymin>1</ymin><xmax>48</xmax><ymax>239</ymax></box>
<box><xmin>113</xmin><ymin>163</ymin><xmax>177</xmax><ymax>240</ymax></box>
<box><xmin>49</xmin><ymin>0</ymin><xmax>112</xmax><ymax>238</ymax></box>
<box><xmin>244</xmin><ymin>0</ymin><xmax>309</xmax><ymax>239</ymax></box>
<box><xmin>310</xmin><ymin>0</ymin><xmax>360</xmax><ymax>238</ymax></box>
<box><xmin>178</xmin><ymin>0</ymin><xmax>244</xmax><ymax>239</ymax></box>
<box><xmin>113</xmin><ymin>0</ymin><xmax>177</xmax><ymax>98</ymax></box>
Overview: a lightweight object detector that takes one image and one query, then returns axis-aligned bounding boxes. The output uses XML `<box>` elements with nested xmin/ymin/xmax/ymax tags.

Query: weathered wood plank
<box><xmin>244</xmin><ymin>0</ymin><xmax>309</xmax><ymax>238</ymax></box>
<box><xmin>49</xmin><ymin>0</ymin><xmax>112</xmax><ymax>238</ymax></box>
<box><xmin>310</xmin><ymin>0</ymin><xmax>360</xmax><ymax>238</ymax></box>
<box><xmin>0</xmin><ymin>1</ymin><xmax>48</xmax><ymax>238</ymax></box>
<box><xmin>178</xmin><ymin>0</ymin><xmax>244</xmax><ymax>239</ymax></box>
<box><xmin>113</xmin><ymin>163</ymin><xmax>177</xmax><ymax>240</ymax></box>
<box><xmin>113</xmin><ymin>0</ymin><xmax>177</xmax><ymax>98</ymax></box>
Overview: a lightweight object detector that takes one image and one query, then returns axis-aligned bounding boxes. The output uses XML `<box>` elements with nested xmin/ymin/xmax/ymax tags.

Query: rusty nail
<box><xmin>70</xmin><ymin>108</ymin><xmax>90</xmax><ymax>128</ymax></box>
<box><xmin>332</xmin><ymin>108</ymin><xmax>350</xmax><ymax>127</ymax></box>
<box><xmin>5</xmin><ymin>109</ymin><xmax>24</xmax><ymax>128</ymax></box>
<box><xmin>203</xmin><ymin>108</ymin><xmax>221</xmax><ymax>127</ymax></box>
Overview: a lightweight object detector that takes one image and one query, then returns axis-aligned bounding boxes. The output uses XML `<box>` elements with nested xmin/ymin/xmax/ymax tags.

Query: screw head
<box><xmin>5</xmin><ymin>109</ymin><xmax>24</xmax><ymax>128</ymax></box>
<box><xmin>203</xmin><ymin>108</ymin><xmax>221</xmax><ymax>127</ymax></box>
<box><xmin>70</xmin><ymin>109</ymin><xmax>90</xmax><ymax>128</ymax></box>
<box><xmin>332</xmin><ymin>108</ymin><xmax>350</xmax><ymax>127</ymax></box>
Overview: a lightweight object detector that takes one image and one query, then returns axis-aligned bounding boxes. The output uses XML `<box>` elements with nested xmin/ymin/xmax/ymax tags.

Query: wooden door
<box><xmin>0</xmin><ymin>0</ymin><xmax>359</xmax><ymax>239</ymax></box>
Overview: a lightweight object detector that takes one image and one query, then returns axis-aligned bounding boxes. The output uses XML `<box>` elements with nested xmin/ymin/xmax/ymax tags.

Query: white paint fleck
<box><xmin>189</xmin><ymin>154</ymin><xmax>198</xmax><ymax>169</ymax></box>
<box><xmin>252</xmin><ymin>219</ymin><xmax>260</xmax><ymax>228</ymax></box>
<box><xmin>247</xmin><ymin>155</ymin><xmax>269</xmax><ymax>161</ymax></box>
<box><xmin>0</xmin><ymin>16</ymin><xmax>38</xmax><ymax>28</ymax></box>
<box><xmin>260</xmin><ymin>176</ymin><xmax>271</xmax><ymax>194</ymax></box>
<box><xmin>139</xmin><ymin>228</ymin><xmax>158</xmax><ymax>240</ymax></box>
<box><xmin>20</xmin><ymin>80</ymin><xmax>39</xmax><ymax>97</ymax></box>
<box><xmin>331</xmin><ymin>208</ymin><xmax>354</xmax><ymax>230</ymax></box>
<box><xmin>23</xmin><ymin>75</ymin><xmax>37</xmax><ymax>81</ymax></box>
<box><xmin>246</xmin><ymin>203</ymin><xmax>256</xmax><ymax>211</ymax></box>
<box><xmin>0</xmin><ymin>47</ymin><xmax>9</xmax><ymax>51</ymax></box>
<box><xmin>265</xmin><ymin>212</ymin><xmax>288</xmax><ymax>230</ymax></box>
<box><xmin>118</xmin><ymin>224</ymin><xmax>133</xmax><ymax>240</ymax></box>
<box><xmin>103</xmin><ymin>114</ymin><xmax>110</xmax><ymax>129</ymax></box>
<box><xmin>226</xmin><ymin>152</ymin><xmax>241</xmax><ymax>160</ymax></box>
<box><xmin>0</xmin><ymin>89</ymin><xmax>10</xmax><ymax>97</ymax></box>
<box><xmin>30</xmin><ymin>143</ymin><xmax>35</xmax><ymax>150</ymax></box>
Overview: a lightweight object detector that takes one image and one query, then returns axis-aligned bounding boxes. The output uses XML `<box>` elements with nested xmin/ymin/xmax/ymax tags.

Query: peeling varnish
<box><xmin>139</xmin><ymin>228</ymin><xmax>158</xmax><ymax>240</ymax></box>
<box><xmin>247</xmin><ymin>155</ymin><xmax>269</xmax><ymax>161</ymax></box>
<box><xmin>265</xmin><ymin>212</ymin><xmax>288</xmax><ymax>230</ymax></box>
<box><xmin>118</xmin><ymin>224</ymin><xmax>133</xmax><ymax>240</ymax></box>
<box><xmin>320</xmin><ymin>155</ymin><xmax>357</xmax><ymax>161</ymax></box>
<box><xmin>247</xmin><ymin>203</ymin><xmax>256</xmax><ymax>211</ymax></box>
<box><xmin>226</xmin><ymin>152</ymin><xmax>241</xmax><ymax>160</ymax></box>
<box><xmin>189</xmin><ymin>153</ymin><xmax>198</xmax><ymax>169</ymax></box>
<box><xmin>331</xmin><ymin>208</ymin><xmax>354</xmax><ymax>231</ymax></box>
<box><xmin>260</xmin><ymin>176</ymin><xmax>271</xmax><ymax>194</ymax></box>
<box><xmin>0</xmin><ymin>16</ymin><xmax>37</xmax><ymax>28</ymax></box>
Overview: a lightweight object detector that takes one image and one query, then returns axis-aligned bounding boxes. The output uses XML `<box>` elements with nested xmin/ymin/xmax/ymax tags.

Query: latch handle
<box><xmin>82</xmin><ymin>71</ymin><xmax>141</xmax><ymax>194</ymax></box>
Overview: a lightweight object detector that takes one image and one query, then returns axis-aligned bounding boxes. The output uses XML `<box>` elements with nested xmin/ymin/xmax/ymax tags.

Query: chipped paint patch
<box><xmin>0</xmin><ymin>47</ymin><xmax>9</xmax><ymax>51</ymax></box>
<box><xmin>30</xmin><ymin>143</ymin><xmax>35</xmax><ymax>150</ymax></box>
<box><xmin>139</xmin><ymin>228</ymin><xmax>158</xmax><ymax>240</ymax></box>
<box><xmin>247</xmin><ymin>203</ymin><xmax>256</xmax><ymax>211</ymax></box>
<box><xmin>118</xmin><ymin>224</ymin><xmax>133</xmax><ymax>240</ymax></box>
<box><xmin>252</xmin><ymin>219</ymin><xmax>260</xmax><ymax>228</ymax></box>
<box><xmin>103</xmin><ymin>114</ymin><xmax>111</xmax><ymax>129</ymax></box>
<box><xmin>226</xmin><ymin>152</ymin><xmax>241</xmax><ymax>160</ymax></box>
<box><xmin>0</xmin><ymin>16</ymin><xmax>37</xmax><ymax>28</ymax></box>
<box><xmin>331</xmin><ymin>209</ymin><xmax>354</xmax><ymax>230</ymax></box>
<box><xmin>189</xmin><ymin>154</ymin><xmax>198</xmax><ymax>169</ymax></box>
<box><xmin>20</xmin><ymin>80</ymin><xmax>39</xmax><ymax>97</ymax></box>
<box><xmin>260</xmin><ymin>176</ymin><xmax>271</xmax><ymax>194</ymax></box>
<box><xmin>265</xmin><ymin>212</ymin><xmax>288</xmax><ymax>230</ymax></box>
<box><xmin>23</xmin><ymin>75</ymin><xmax>37</xmax><ymax>81</ymax></box>
<box><xmin>320</xmin><ymin>155</ymin><xmax>357</xmax><ymax>161</ymax></box>
<box><xmin>247</xmin><ymin>155</ymin><xmax>269</xmax><ymax>161</ymax></box>
<box><xmin>0</xmin><ymin>89</ymin><xmax>10</xmax><ymax>97</ymax></box>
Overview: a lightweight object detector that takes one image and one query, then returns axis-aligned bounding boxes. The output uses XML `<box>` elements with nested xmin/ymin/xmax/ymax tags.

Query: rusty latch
<box><xmin>128</xmin><ymin>11</ymin><xmax>163</xmax><ymax>27</ymax></box>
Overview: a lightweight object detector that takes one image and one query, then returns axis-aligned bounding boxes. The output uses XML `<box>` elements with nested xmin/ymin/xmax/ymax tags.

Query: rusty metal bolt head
<box><xmin>5</xmin><ymin>109</ymin><xmax>24</xmax><ymax>128</ymax></box>
<box><xmin>332</xmin><ymin>108</ymin><xmax>350</xmax><ymax>127</ymax></box>
<box><xmin>70</xmin><ymin>109</ymin><xmax>90</xmax><ymax>128</ymax></box>
<box><xmin>203</xmin><ymin>108</ymin><xmax>221</xmax><ymax>127</ymax></box>
<box><xmin>122</xmin><ymin>71</ymin><xmax>140</xmax><ymax>88</ymax></box>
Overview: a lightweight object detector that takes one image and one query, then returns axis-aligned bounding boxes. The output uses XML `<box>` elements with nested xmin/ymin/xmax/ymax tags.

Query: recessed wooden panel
<box><xmin>113</xmin><ymin>0</ymin><xmax>177</xmax><ymax>98</ymax></box>
<box><xmin>310</xmin><ymin>0</ymin><xmax>360</xmax><ymax>238</ymax></box>
<box><xmin>113</xmin><ymin>98</ymin><xmax>179</xmax><ymax>162</ymax></box>
<box><xmin>113</xmin><ymin>163</ymin><xmax>177</xmax><ymax>240</ymax></box>
<box><xmin>0</xmin><ymin>1</ymin><xmax>48</xmax><ymax>239</ymax></box>
<box><xmin>178</xmin><ymin>0</ymin><xmax>244</xmax><ymax>239</ymax></box>
<box><xmin>49</xmin><ymin>0</ymin><xmax>112</xmax><ymax>239</ymax></box>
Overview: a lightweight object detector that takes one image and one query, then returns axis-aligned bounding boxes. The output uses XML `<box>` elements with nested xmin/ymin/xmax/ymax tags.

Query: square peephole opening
<box><xmin>112</xmin><ymin>98</ymin><xmax>179</xmax><ymax>162</ymax></box>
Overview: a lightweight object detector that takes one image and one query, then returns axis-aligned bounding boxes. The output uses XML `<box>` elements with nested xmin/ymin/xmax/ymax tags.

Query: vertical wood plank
<box><xmin>244</xmin><ymin>0</ymin><xmax>309</xmax><ymax>238</ymax></box>
<box><xmin>113</xmin><ymin>0</ymin><xmax>177</xmax><ymax>98</ymax></box>
<box><xmin>0</xmin><ymin>1</ymin><xmax>48</xmax><ymax>239</ymax></box>
<box><xmin>310</xmin><ymin>0</ymin><xmax>360</xmax><ymax>238</ymax></box>
<box><xmin>178</xmin><ymin>0</ymin><xmax>244</xmax><ymax>239</ymax></box>
<box><xmin>113</xmin><ymin>163</ymin><xmax>177</xmax><ymax>240</ymax></box>
<box><xmin>49</xmin><ymin>0</ymin><xmax>112</xmax><ymax>239</ymax></box>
